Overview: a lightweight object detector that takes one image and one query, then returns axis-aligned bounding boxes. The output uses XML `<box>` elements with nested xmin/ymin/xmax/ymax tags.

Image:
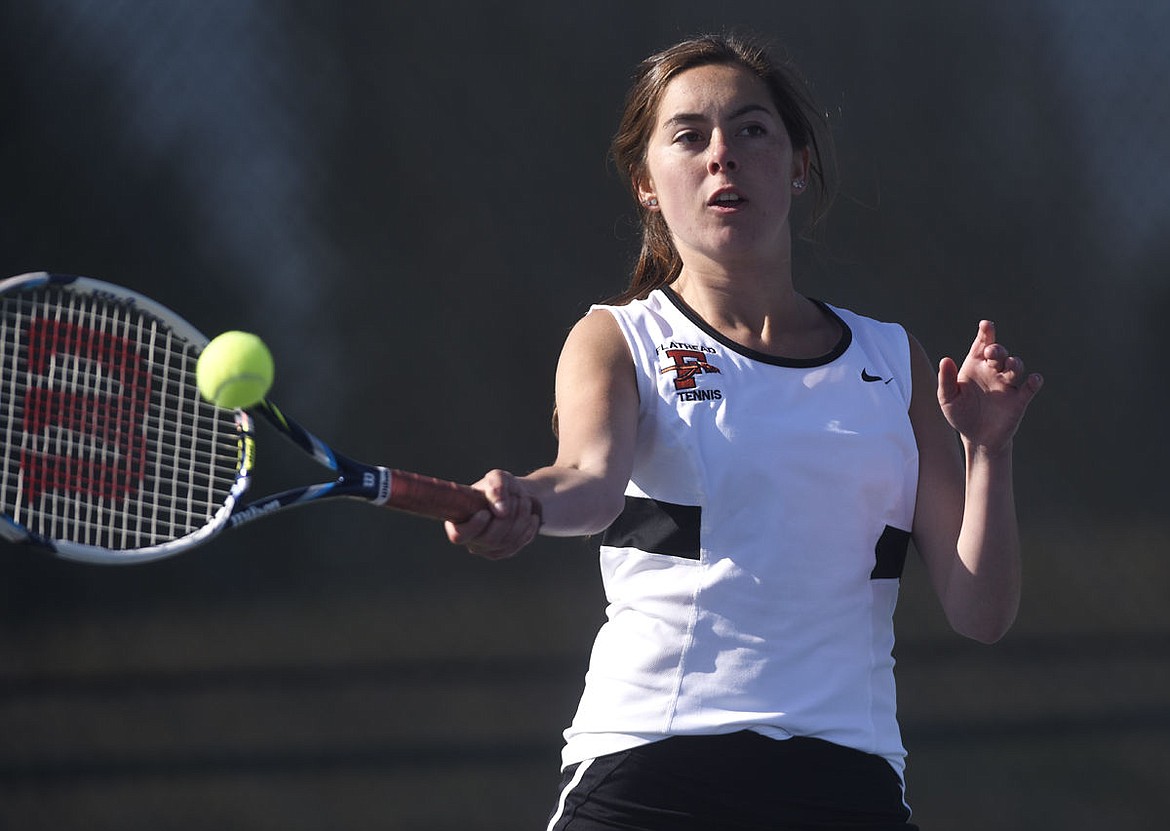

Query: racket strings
<box><xmin>0</xmin><ymin>287</ymin><xmax>244</xmax><ymax>550</ymax></box>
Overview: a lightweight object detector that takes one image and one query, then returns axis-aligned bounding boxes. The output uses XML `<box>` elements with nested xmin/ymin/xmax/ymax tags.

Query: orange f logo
<box><xmin>660</xmin><ymin>349</ymin><xmax>721</xmax><ymax>391</ymax></box>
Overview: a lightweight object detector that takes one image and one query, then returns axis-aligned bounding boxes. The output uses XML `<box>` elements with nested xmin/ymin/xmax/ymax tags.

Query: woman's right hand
<box><xmin>445</xmin><ymin>469</ymin><xmax>542</xmax><ymax>560</ymax></box>
<box><xmin>447</xmin><ymin>307</ymin><xmax>639</xmax><ymax>561</ymax></box>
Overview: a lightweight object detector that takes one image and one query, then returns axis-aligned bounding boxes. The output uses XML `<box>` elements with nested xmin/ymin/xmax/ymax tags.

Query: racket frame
<box><xmin>0</xmin><ymin>272</ymin><xmax>489</xmax><ymax>566</ymax></box>
<box><xmin>0</xmin><ymin>272</ymin><xmax>255</xmax><ymax>563</ymax></box>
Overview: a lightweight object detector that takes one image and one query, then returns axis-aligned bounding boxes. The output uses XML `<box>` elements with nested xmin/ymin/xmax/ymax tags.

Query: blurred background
<box><xmin>1</xmin><ymin>0</ymin><xmax>1167</xmax><ymax>828</ymax></box>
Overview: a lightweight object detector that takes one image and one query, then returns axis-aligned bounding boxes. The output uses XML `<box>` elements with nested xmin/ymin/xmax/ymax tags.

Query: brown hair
<box><xmin>608</xmin><ymin>33</ymin><xmax>837</xmax><ymax>304</ymax></box>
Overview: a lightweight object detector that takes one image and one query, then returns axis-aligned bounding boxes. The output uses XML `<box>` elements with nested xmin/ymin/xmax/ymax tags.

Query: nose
<box><xmin>707</xmin><ymin>131</ymin><xmax>738</xmax><ymax>175</ymax></box>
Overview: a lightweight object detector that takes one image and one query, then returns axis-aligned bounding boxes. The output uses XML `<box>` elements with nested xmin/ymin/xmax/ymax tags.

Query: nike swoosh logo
<box><xmin>861</xmin><ymin>369</ymin><xmax>895</xmax><ymax>385</ymax></box>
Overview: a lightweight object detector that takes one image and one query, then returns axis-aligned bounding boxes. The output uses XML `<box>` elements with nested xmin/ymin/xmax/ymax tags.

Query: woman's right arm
<box><xmin>445</xmin><ymin>309</ymin><xmax>639</xmax><ymax>559</ymax></box>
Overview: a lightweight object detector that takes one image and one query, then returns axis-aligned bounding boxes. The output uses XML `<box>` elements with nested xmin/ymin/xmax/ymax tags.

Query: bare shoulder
<box><xmin>560</xmin><ymin>307</ymin><xmax>630</xmax><ymax>366</ymax></box>
<box><xmin>905</xmin><ymin>331</ymin><xmax>938</xmax><ymax>415</ymax></box>
<box><xmin>554</xmin><ymin>307</ymin><xmax>638</xmax><ymax>428</ymax></box>
<box><xmin>904</xmin><ymin>331</ymin><xmax>963</xmax><ymax>474</ymax></box>
<box><xmin>904</xmin><ymin>329</ymin><xmax>963</xmax><ymax>475</ymax></box>
<box><xmin>904</xmin><ymin>330</ymin><xmax>933</xmax><ymax>371</ymax></box>
<box><xmin>552</xmin><ymin>308</ymin><xmax>640</xmax><ymax>480</ymax></box>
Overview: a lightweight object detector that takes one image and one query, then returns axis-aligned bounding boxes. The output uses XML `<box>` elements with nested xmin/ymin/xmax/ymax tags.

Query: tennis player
<box><xmin>447</xmin><ymin>33</ymin><xmax>1042</xmax><ymax>830</ymax></box>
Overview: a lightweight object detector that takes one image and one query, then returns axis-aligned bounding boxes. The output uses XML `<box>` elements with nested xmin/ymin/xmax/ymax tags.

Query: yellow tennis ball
<box><xmin>196</xmin><ymin>331</ymin><xmax>274</xmax><ymax>409</ymax></box>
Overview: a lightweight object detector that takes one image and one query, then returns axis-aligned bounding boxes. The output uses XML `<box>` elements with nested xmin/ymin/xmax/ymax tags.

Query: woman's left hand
<box><xmin>937</xmin><ymin>320</ymin><xmax>1043</xmax><ymax>454</ymax></box>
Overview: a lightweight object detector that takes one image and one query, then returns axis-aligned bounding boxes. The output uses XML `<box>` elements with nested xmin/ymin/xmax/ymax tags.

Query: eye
<box><xmin>737</xmin><ymin>123</ymin><xmax>768</xmax><ymax>137</ymax></box>
<box><xmin>672</xmin><ymin>129</ymin><xmax>704</xmax><ymax>145</ymax></box>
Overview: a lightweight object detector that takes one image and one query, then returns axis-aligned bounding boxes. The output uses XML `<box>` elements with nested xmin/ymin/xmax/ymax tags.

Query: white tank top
<box><xmin>561</xmin><ymin>288</ymin><xmax>919</xmax><ymax>780</ymax></box>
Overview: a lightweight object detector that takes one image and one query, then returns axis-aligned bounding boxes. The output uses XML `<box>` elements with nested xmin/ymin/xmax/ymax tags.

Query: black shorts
<box><xmin>546</xmin><ymin>731</ymin><xmax>918</xmax><ymax>831</ymax></box>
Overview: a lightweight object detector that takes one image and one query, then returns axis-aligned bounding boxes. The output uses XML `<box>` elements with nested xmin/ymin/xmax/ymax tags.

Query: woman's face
<box><xmin>638</xmin><ymin>63</ymin><xmax>809</xmax><ymax>270</ymax></box>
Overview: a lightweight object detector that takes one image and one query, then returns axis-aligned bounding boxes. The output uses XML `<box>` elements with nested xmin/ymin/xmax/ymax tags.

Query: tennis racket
<box><xmin>0</xmin><ymin>271</ymin><xmax>495</xmax><ymax>565</ymax></box>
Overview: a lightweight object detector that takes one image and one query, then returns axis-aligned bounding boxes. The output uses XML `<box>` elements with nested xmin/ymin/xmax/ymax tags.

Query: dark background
<box><xmin>1</xmin><ymin>1</ymin><xmax>1167</xmax><ymax>828</ymax></box>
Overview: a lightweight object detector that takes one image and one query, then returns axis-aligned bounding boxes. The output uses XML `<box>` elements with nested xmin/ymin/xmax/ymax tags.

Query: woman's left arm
<box><xmin>909</xmin><ymin>320</ymin><xmax>1044</xmax><ymax>643</ymax></box>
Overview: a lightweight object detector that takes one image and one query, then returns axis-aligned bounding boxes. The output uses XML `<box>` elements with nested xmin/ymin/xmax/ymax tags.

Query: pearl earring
<box><xmin>644</xmin><ymin>197</ymin><xmax>658</xmax><ymax>207</ymax></box>
<box><xmin>792</xmin><ymin>179</ymin><xmax>807</xmax><ymax>191</ymax></box>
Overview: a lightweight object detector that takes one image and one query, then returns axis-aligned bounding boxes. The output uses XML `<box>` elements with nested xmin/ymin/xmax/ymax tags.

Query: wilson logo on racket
<box><xmin>1</xmin><ymin>272</ymin><xmax>510</xmax><ymax>565</ymax></box>
<box><xmin>20</xmin><ymin>318</ymin><xmax>151</xmax><ymax>503</ymax></box>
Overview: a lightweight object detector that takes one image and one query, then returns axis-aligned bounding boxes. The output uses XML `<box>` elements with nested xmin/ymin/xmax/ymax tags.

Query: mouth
<box><xmin>708</xmin><ymin>189</ymin><xmax>746</xmax><ymax>208</ymax></box>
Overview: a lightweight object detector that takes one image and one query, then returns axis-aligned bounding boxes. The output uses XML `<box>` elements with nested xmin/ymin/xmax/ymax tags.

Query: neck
<box><xmin>668</xmin><ymin>258</ymin><xmax>838</xmax><ymax>360</ymax></box>
<box><xmin>670</xmin><ymin>238</ymin><xmax>800</xmax><ymax>326</ymax></box>
<box><xmin>669</xmin><ymin>217</ymin><xmax>798</xmax><ymax>316</ymax></box>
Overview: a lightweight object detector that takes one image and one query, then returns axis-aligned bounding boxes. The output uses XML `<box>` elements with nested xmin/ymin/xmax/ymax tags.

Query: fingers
<box><xmin>936</xmin><ymin>355</ymin><xmax>960</xmax><ymax>407</ymax></box>
<box><xmin>445</xmin><ymin>470</ymin><xmax>541</xmax><ymax>560</ymax></box>
<box><xmin>983</xmin><ymin>346</ymin><xmax>1024</xmax><ymax>385</ymax></box>
<box><xmin>1014</xmin><ymin>367</ymin><xmax>1044</xmax><ymax>409</ymax></box>
<box><xmin>967</xmin><ymin>319</ymin><xmax>996</xmax><ymax>363</ymax></box>
<box><xmin>963</xmin><ymin>320</ymin><xmax>1043</xmax><ymax>392</ymax></box>
<box><xmin>969</xmin><ymin>320</ymin><xmax>1016</xmax><ymax>378</ymax></box>
<box><xmin>940</xmin><ymin>320</ymin><xmax>1044</xmax><ymax>449</ymax></box>
<box><xmin>444</xmin><ymin>509</ymin><xmax>491</xmax><ymax>545</ymax></box>
<box><xmin>477</xmin><ymin>468</ymin><xmax>520</xmax><ymax>517</ymax></box>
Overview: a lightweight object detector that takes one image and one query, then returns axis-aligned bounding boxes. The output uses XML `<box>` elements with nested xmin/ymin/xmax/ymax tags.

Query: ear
<box><xmin>635</xmin><ymin>172</ymin><xmax>658</xmax><ymax>210</ymax></box>
<box><xmin>791</xmin><ymin>146</ymin><xmax>811</xmax><ymax>189</ymax></box>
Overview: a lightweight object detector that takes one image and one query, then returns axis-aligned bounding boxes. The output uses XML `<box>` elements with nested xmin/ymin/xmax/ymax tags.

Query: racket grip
<box><xmin>384</xmin><ymin>469</ymin><xmax>492</xmax><ymax>522</ymax></box>
<box><xmin>384</xmin><ymin>469</ymin><xmax>544</xmax><ymax>526</ymax></box>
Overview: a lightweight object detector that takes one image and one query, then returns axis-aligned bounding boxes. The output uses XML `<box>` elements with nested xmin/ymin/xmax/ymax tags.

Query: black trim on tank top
<box><xmin>871</xmin><ymin>525</ymin><xmax>911</xmax><ymax>580</ymax></box>
<box><xmin>660</xmin><ymin>285</ymin><xmax>852</xmax><ymax>367</ymax></box>
<box><xmin>602</xmin><ymin>496</ymin><xmax>702</xmax><ymax>560</ymax></box>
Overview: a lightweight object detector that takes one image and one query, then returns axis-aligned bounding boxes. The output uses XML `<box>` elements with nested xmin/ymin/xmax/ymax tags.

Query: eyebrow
<box><xmin>661</xmin><ymin>103</ymin><xmax>773</xmax><ymax>129</ymax></box>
